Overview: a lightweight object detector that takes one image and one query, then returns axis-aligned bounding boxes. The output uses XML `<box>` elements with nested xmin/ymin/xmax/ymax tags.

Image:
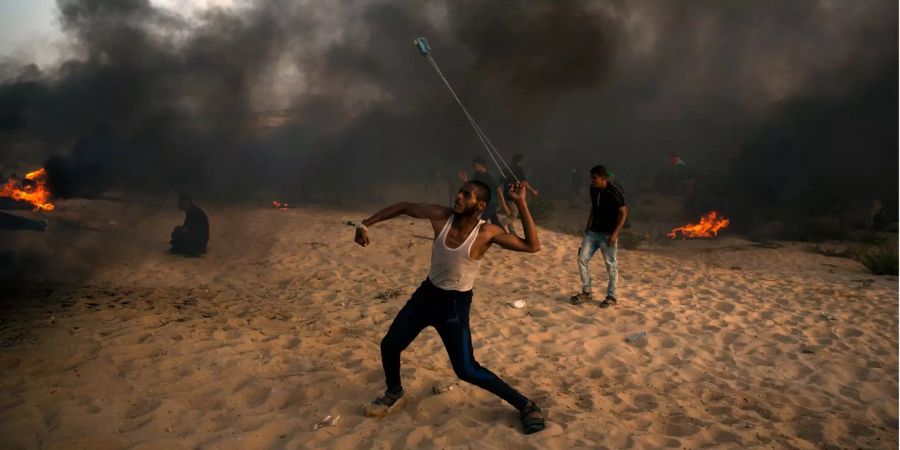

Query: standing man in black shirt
<box><xmin>571</xmin><ymin>165</ymin><xmax>627</xmax><ymax>307</ymax></box>
<box><xmin>170</xmin><ymin>193</ymin><xmax>209</xmax><ymax>256</ymax></box>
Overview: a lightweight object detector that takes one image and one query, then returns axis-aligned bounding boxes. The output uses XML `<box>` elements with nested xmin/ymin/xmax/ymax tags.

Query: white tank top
<box><xmin>428</xmin><ymin>215</ymin><xmax>485</xmax><ymax>291</ymax></box>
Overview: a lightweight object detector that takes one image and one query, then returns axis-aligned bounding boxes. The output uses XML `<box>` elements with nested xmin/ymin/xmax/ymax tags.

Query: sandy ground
<box><xmin>0</xmin><ymin>200</ymin><xmax>897</xmax><ymax>449</ymax></box>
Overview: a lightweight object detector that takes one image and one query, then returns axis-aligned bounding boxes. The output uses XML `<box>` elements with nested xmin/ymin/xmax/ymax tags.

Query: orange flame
<box><xmin>1</xmin><ymin>168</ymin><xmax>54</xmax><ymax>212</ymax></box>
<box><xmin>668</xmin><ymin>211</ymin><xmax>729</xmax><ymax>239</ymax></box>
<box><xmin>272</xmin><ymin>200</ymin><xmax>289</xmax><ymax>209</ymax></box>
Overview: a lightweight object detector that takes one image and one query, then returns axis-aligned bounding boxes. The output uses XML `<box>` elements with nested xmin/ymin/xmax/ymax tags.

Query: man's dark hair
<box><xmin>178</xmin><ymin>193</ymin><xmax>193</xmax><ymax>203</ymax></box>
<box><xmin>512</xmin><ymin>153</ymin><xmax>524</xmax><ymax>164</ymax></box>
<box><xmin>466</xmin><ymin>180</ymin><xmax>492</xmax><ymax>204</ymax></box>
<box><xmin>472</xmin><ymin>156</ymin><xmax>486</xmax><ymax>165</ymax></box>
<box><xmin>590</xmin><ymin>165</ymin><xmax>609</xmax><ymax>178</ymax></box>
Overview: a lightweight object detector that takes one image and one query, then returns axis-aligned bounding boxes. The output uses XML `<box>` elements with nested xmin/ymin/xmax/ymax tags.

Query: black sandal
<box><xmin>365</xmin><ymin>388</ymin><xmax>406</xmax><ymax>417</ymax></box>
<box><xmin>570</xmin><ymin>292</ymin><xmax>591</xmax><ymax>305</ymax></box>
<box><xmin>520</xmin><ymin>401</ymin><xmax>546</xmax><ymax>434</ymax></box>
<box><xmin>599</xmin><ymin>296</ymin><xmax>617</xmax><ymax>308</ymax></box>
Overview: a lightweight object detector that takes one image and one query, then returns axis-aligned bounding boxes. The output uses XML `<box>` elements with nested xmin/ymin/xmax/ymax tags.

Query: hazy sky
<box><xmin>0</xmin><ymin>0</ymin><xmax>236</xmax><ymax>64</ymax></box>
<box><xmin>0</xmin><ymin>0</ymin><xmax>60</xmax><ymax>64</ymax></box>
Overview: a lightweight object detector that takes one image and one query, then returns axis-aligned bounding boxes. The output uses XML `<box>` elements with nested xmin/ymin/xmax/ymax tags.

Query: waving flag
<box><xmin>668</xmin><ymin>152</ymin><xmax>686</xmax><ymax>166</ymax></box>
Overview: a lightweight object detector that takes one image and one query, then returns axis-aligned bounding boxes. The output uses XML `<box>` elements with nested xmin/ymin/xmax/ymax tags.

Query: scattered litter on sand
<box><xmin>432</xmin><ymin>382</ymin><xmax>457</xmax><ymax>394</ymax></box>
<box><xmin>375</xmin><ymin>288</ymin><xmax>402</xmax><ymax>300</ymax></box>
<box><xmin>626</xmin><ymin>331</ymin><xmax>647</xmax><ymax>343</ymax></box>
<box><xmin>313</xmin><ymin>415</ymin><xmax>341</xmax><ymax>430</ymax></box>
<box><xmin>508</xmin><ymin>300</ymin><xmax>527</xmax><ymax>309</ymax></box>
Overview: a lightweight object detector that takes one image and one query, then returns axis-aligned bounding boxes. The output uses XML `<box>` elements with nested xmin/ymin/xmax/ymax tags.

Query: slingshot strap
<box><xmin>422</xmin><ymin>52</ymin><xmax>520</xmax><ymax>184</ymax></box>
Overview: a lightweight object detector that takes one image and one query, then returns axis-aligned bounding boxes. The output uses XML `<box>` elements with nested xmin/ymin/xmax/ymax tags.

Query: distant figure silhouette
<box><xmin>170</xmin><ymin>193</ymin><xmax>208</xmax><ymax>256</ymax></box>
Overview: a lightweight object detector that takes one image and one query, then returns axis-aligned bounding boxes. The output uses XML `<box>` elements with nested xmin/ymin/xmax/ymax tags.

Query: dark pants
<box><xmin>380</xmin><ymin>279</ymin><xmax>529</xmax><ymax>410</ymax></box>
<box><xmin>170</xmin><ymin>226</ymin><xmax>207</xmax><ymax>255</ymax></box>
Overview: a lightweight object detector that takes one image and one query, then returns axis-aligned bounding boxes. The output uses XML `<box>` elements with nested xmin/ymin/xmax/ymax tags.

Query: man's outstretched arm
<box><xmin>490</xmin><ymin>184</ymin><xmax>540</xmax><ymax>253</ymax></box>
<box><xmin>523</xmin><ymin>181</ymin><xmax>539</xmax><ymax>197</ymax></box>
<box><xmin>355</xmin><ymin>202</ymin><xmax>451</xmax><ymax>247</ymax></box>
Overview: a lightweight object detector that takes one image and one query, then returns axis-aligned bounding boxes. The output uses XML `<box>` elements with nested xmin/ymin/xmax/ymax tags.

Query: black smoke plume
<box><xmin>0</xmin><ymin>0</ymin><xmax>895</xmax><ymax>229</ymax></box>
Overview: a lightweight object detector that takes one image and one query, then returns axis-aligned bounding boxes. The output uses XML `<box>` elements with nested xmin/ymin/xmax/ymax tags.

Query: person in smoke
<box><xmin>458</xmin><ymin>156</ymin><xmax>505</xmax><ymax>229</ymax></box>
<box><xmin>0</xmin><ymin>212</ymin><xmax>47</xmax><ymax>232</ymax></box>
<box><xmin>354</xmin><ymin>180</ymin><xmax>546</xmax><ymax>434</ymax></box>
<box><xmin>568</xmin><ymin>168</ymin><xmax>581</xmax><ymax>208</ymax></box>
<box><xmin>571</xmin><ymin>165</ymin><xmax>627</xmax><ymax>307</ymax></box>
<box><xmin>169</xmin><ymin>193</ymin><xmax>209</xmax><ymax>256</ymax></box>
<box><xmin>423</xmin><ymin>164</ymin><xmax>440</xmax><ymax>201</ymax></box>
<box><xmin>871</xmin><ymin>204</ymin><xmax>897</xmax><ymax>232</ymax></box>
<box><xmin>498</xmin><ymin>153</ymin><xmax>539</xmax><ymax>234</ymax></box>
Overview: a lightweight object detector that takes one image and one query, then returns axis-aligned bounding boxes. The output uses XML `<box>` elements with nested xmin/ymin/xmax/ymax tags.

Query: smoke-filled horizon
<box><xmin>0</xmin><ymin>0</ymin><xmax>896</xmax><ymax>223</ymax></box>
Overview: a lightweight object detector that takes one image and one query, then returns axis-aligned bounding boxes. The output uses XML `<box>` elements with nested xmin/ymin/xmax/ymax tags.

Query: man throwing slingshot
<box><xmin>354</xmin><ymin>180</ymin><xmax>545</xmax><ymax>434</ymax></box>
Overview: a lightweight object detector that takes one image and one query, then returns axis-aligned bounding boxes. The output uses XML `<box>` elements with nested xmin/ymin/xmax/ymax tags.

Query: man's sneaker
<box><xmin>570</xmin><ymin>291</ymin><xmax>592</xmax><ymax>305</ymax></box>
<box><xmin>599</xmin><ymin>295</ymin><xmax>618</xmax><ymax>308</ymax></box>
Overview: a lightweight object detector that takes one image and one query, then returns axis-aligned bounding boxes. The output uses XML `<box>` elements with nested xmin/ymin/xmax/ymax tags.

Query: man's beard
<box><xmin>455</xmin><ymin>204</ymin><xmax>482</xmax><ymax>217</ymax></box>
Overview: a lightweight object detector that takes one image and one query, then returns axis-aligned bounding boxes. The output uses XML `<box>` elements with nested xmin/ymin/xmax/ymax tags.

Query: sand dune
<box><xmin>0</xmin><ymin>201</ymin><xmax>896</xmax><ymax>449</ymax></box>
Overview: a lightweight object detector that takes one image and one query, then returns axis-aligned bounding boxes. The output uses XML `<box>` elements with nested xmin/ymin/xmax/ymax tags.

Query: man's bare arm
<box><xmin>490</xmin><ymin>184</ymin><xmax>540</xmax><ymax>253</ymax></box>
<box><xmin>356</xmin><ymin>202</ymin><xmax>450</xmax><ymax>247</ymax></box>
<box><xmin>608</xmin><ymin>206</ymin><xmax>628</xmax><ymax>246</ymax></box>
<box><xmin>362</xmin><ymin>202</ymin><xmax>449</xmax><ymax>226</ymax></box>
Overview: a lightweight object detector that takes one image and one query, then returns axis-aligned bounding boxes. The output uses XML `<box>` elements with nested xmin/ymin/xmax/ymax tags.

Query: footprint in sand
<box><xmin>234</xmin><ymin>384</ymin><xmax>271</xmax><ymax>408</ymax></box>
<box><xmin>836</xmin><ymin>327</ymin><xmax>864</xmax><ymax>338</ymax></box>
<box><xmin>792</xmin><ymin>417</ymin><xmax>826</xmax><ymax>443</ymax></box>
<box><xmin>660</xmin><ymin>337</ymin><xmax>677</xmax><ymax>349</ymax></box>
<box><xmin>713</xmin><ymin>301</ymin><xmax>735</xmax><ymax>313</ymax></box>
<box><xmin>632</xmin><ymin>393</ymin><xmax>659</xmax><ymax>412</ymax></box>
<box><xmin>660</xmin><ymin>311</ymin><xmax>676</xmax><ymax>321</ymax></box>
<box><xmin>710</xmin><ymin>427</ymin><xmax>741</xmax><ymax>446</ymax></box>
<box><xmin>777</xmin><ymin>361</ymin><xmax>814</xmax><ymax>381</ymax></box>
<box><xmin>739</xmin><ymin>401</ymin><xmax>775</xmax><ymax>421</ymax></box>
<box><xmin>573</xmin><ymin>315</ymin><xmax>594</xmax><ymax>325</ymax></box>
<box><xmin>647</xmin><ymin>412</ymin><xmax>701</xmax><ymax>439</ymax></box>
<box><xmin>124</xmin><ymin>398</ymin><xmax>161</xmax><ymax>419</ymax></box>
<box><xmin>189</xmin><ymin>389</ymin><xmax>224</xmax><ymax>410</ymax></box>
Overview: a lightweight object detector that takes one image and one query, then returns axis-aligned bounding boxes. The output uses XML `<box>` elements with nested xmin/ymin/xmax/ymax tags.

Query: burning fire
<box><xmin>1</xmin><ymin>168</ymin><xmax>54</xmax><ymax>212</ymax></box>
<box><xmin>668</xmin><ymin>211</ymin><xmax>729</xmax><ymax>239</ymax></box>
<box><xmin>272</xmin><ymin>200</ymin><xmax>290</xmax><ymax>209</ymax></box>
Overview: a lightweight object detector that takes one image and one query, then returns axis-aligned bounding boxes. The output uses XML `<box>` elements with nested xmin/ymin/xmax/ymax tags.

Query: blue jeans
<box><xmin>578</xmin><ymin>231</ymin><xmax>618</xmax><ymax>299</ymax></box>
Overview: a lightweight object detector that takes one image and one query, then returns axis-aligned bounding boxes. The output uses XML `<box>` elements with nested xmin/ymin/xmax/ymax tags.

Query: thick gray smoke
<box><xmin>0</xmin><ymin>0</ymin><xmax>896</xmax><ymax>222</ymax></box>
